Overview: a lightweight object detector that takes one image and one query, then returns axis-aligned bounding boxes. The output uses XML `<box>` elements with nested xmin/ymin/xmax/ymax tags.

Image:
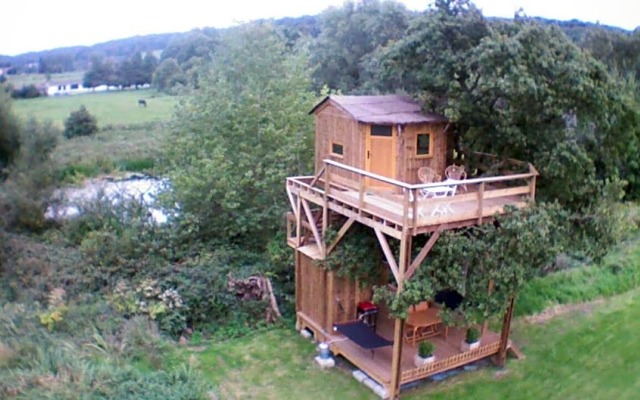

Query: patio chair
<box><xmin>444</xmin><ymin>164</ymin><xmax>467</xmax><ymax>192</ymax></box>
<box><xmin>417</xmin><ymin>166</ymin><xmax>441</xmax><ymax>185</ymax></box>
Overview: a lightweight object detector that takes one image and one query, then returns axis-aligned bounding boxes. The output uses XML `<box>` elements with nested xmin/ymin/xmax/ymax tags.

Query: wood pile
<box><xmin>228</xmin><ymin>275</ymin><xmax>282</xmax><ymax>323</ymax></box>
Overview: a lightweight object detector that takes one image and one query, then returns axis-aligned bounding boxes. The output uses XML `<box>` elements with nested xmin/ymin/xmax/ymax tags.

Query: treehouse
<box><xmin>285</xmin><ymin>95</ymin><xmax>537</xmax><ymax>399</ymax></box>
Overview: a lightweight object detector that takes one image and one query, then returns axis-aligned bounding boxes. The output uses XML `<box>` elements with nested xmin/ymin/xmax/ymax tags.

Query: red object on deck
<box><xmin>357</xmin><ymin>301</ymin><xmax>379</xmax><ymax>330</ymax></box>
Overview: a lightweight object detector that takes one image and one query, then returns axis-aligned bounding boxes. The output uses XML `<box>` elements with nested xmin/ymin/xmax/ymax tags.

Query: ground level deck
<box><xmin>298</xmin><ymin>311</ymin><xmax>503</xmax><ymax>390</ymax></box>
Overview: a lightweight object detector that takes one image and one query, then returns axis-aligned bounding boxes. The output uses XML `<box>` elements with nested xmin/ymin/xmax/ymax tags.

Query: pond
<box><xmin>45</xmin><ymin>174</ymin><xmax>170</xmax><ymax>223</ymax></box>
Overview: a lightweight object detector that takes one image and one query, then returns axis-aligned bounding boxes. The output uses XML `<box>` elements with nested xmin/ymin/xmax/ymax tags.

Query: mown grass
<box><xmin>190</xmin><ymin>328</ymin><xmax>375</xmax><ymax>400</ymax></box>
<box><xmin>406</xmin><ymin>289</ymin><xmax>640</xmax><ymax>400</ymax></box>
<box><xmin>187</xmin><ymin>229</ymin><xmax>640</xmax><ymax>399</ymax></box>
<box><xmin>12</xmin><ymin>88</ymin><xmax>178</xmax><ymax>128</ymax></box>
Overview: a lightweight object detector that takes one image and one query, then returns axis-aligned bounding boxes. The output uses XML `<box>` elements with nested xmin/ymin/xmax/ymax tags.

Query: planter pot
<box><xmin>413</xmin><ymin>354</ymin><xmax>436</xmax><ymax>367</ymax></box>
<box><xmin>460</xmin><ymin>340</ymin><xmax>480</xmax><ymax>352</ymax></box>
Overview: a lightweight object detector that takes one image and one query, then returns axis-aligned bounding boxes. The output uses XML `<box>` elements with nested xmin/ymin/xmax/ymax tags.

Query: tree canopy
<box><xmin>164</xmin><ymin>23</ymin><xmax>316</xmax><ymax>248</ymax></box>
<box><xmin>375</xmin><ymin>0</ymin><xmax>640</xmax><ymax>209</ymax></box>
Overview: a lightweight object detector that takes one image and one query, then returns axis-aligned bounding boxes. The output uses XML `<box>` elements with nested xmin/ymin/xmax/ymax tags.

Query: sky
<box><xmin>2</xmin><ymin>0</ymin><xmax>638</xmax><ymax>56</ymax></box>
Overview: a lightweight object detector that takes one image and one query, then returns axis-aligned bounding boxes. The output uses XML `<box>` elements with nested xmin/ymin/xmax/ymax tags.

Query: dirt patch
<box><xmin>523</xmin><ymin>299</ymin><xmax>605</xmax><ymax>324</ymax></box>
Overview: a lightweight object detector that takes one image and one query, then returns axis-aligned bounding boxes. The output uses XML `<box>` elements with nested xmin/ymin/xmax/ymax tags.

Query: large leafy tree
<box><xmin>310</xmin><ymin>0</ymin><xmax>413</xmax><ymax>92</ymax></box>
<box><xmin>164</xmin><ymin>23</ymin><xmax>316</xmax><ymax>248</ymax></box>
<box><xmin>377</xmin><ymin>0</ymin><xmax>639</xmax><ymax>209</ymax></box>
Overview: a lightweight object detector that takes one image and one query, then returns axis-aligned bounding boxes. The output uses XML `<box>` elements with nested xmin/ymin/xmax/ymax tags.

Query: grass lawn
<box><xmin>189</xmin><ymin>328</ymin><xmax>377</xmax><ymax>400</ymax></box>
<box><xmin>12</xmin><ymin>88</ymin><xmax>179</xmax><ymax>128</ymax></box>
<box><xmin>407</xmin><ymin>289</ymin><xmax>640</xmax><ymax>400</ymax></box>
<box><xmin>187</xmin><ymin>289</ymin><xmax>640</xmax><ymax>400</ymax></box>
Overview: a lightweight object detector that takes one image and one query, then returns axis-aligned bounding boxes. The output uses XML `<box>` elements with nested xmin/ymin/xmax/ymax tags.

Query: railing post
<box><xmin>358</xmin><ymin>173</ymin><xmax>365</xmax><ymax>216</ymax></box>
<box><xmin>477</xmin><ymin>181</ymin><xmax>485</xmax><ymax>224</ymax></box>
<box><xmin>529</xmin><ymin>175</ymin><xmax>537</xmax><ymax>202</ymax></box>
<box><xmin>411</xmin><ymin>188</ymin><xmax>418</xmax><ymax>234</ymax></box>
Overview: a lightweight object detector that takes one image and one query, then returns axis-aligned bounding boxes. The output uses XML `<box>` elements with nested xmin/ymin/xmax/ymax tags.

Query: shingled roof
<box><xmin>310</xmin><ymin>95</ymin><xmax>447</xmax><ymax>125</ymax></box>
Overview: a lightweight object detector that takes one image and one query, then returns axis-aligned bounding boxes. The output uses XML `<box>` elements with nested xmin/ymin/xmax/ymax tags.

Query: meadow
<box><xmin>5</xmin><ymin>71</ymin><xmax>84</xmax><ymax>88</ymax></box>
<box><xmin>12</xmin><ymin>89</ymin><xmax>180</xmax><ymax>180</ymax></box>
<box><xmin>13</xmin><ymin>88</ymin><xmax>178</xmax><ymax>128</ymax></box>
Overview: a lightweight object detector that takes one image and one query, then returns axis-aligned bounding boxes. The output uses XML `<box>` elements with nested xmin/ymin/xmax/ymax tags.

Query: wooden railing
<box><xmin>286</xmin><ymin>158</ymin><xmax>538</xmax><ymax>237</ymax></box>
<box><xmin>400</xmin><ymin>341</ymin><xmax>501</xmax><ymax>383</ymax></box>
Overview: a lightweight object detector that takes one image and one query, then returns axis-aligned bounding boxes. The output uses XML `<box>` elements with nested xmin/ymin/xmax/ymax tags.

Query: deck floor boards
<box><xmin>328</xmin><ymin>320</ymin><xmax>500</xmax><ymax>385</ymax></box>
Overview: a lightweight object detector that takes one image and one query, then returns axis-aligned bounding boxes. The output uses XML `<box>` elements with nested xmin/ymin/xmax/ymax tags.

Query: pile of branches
<box><xmin>228</xmin><ymin>275</ymin><xmax>281</xmax><ymax>323</ymax></box>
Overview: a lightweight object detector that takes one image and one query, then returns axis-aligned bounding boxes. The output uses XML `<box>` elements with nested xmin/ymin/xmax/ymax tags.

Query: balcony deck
<box><xmin>287</xmin><ymin>159</ymin><xmax>537</xmax><ymax>241</ymax></box>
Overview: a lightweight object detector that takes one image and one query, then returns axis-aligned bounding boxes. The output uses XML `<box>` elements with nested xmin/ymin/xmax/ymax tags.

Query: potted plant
<box><xmin>461</xmin><ymin>327</ymin><xmax>480</xmax><ymax>351</ymax></box>
<box><xmin>413</xmin><ymin>341</ymin><xmax>436</xmax><ymax>367</ymax></box>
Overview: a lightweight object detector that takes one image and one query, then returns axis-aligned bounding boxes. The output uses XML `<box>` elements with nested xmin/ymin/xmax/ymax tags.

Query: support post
<box><xmin>390</xmin><ymin>231</ymin><xmax>409</xmax><ymax>399</ymax></box>
<box><xmin>497</xmin><ymin>296</ymin><xmax>516</xmax><ymax>367</ymax></box>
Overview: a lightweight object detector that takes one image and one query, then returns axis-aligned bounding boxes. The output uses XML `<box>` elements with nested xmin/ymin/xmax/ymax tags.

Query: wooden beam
<box><xmin>295</xmin><ymin>193</ymin><xmax>302</xmax><ymax>247</ymax></box>
<box><xmin>390</xmin><ymin>232</ymin><xmax>409</xmax><ymax>399</ymax></box>
<box><xmin>310</xmin><ymin>165</ymin><xmax>325</xmax><ymax>187</ymax></box>
<box><xmin>286</xmin><ymin>187</ymin><xmax>298</xmax><ymax>219</ymax></box>
<box><xmin>497</xmin><ymin>296</ymin><xmax>516</xmax><ymax>367</ymax></box>
<box><xmin>326</xmin><ymin>217</ymin><xmax>355</xmax><ymax>255</ymax></box>
<box><xmin>374</xmin><ymin>228</ymin><xmax>399</xmax><ymax>284</ymax></box>
<box><xmin>405</xmin><ymin>227</ymin><xmax>443</xmax><ymax>281</ymax></box>
<box><xmin>301</xmin><ymin>198</ymin><xmax>323</xmax><ymax>253</ymax></box>
<box><xmin>477</xmin><ymin>181</ymin><xmax>485</xmax><ymax>225</ymax></box>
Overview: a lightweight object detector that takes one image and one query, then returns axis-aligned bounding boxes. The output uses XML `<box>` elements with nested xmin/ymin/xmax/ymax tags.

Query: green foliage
<box><xmin>0</xmin><ymin>118</ymin><xmax>59</xmax><ymax>231</ymax></box>
<box><xmin>377</xmin><ymin>203</ymin><xmax>568</xmax><ymax>323</ymax></box>
<box><xmin>63</xmin><ymin>105</ymin><xmax>98</xmax><ymax>139</ymax></box>
<box><xmin>322</xmin><ymin>222</ymin><xmax>383</xmax><ymax>285</ymax></box>
<box><xmin>153</xmin><ymin>58</ymin><xmax>187</xmax><ymax>93</ymax></box>
<box><xmin>418</xmin><ymin>340</ymin><xmax>435</xmax><ymax>358</ymax></box>
<box><xmin>377</xmin><ymin>2</ymin><xmax>640</xmax><ymax>210</ymax></box>
<box><xmin>164</xmin><ymin>23</ymin><xmax>315</xmax><ymax>248</ymax></box>
<box><xmin>0</xmin><ymin>88</ymin><xmax>20</xmax><ymax>174</ymax></box>
<box><xmin>465</xmin><ymin>327</ymin><xmax>479</xmax><ymax>343</ymax></box>
<box><xmin>0</xmin><ymin>301</ymin><xmax>212</xmax><ymax>399</ymax></box>
<box><xmin>107</xmin><ymin>279</ymin><xmax>187</xmax><ymax>336</ymax></box>
<box><xmin>311</xmin><ymin>0</ymin><xmax>413</xmax><ymax>92</ymax></box>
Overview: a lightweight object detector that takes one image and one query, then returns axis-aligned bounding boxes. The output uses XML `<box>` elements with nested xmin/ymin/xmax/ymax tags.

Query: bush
<box><xmin>10</xmin><ymin>84</ymin><xmax>43</xmax><ymax>99</ymax></box>
<box><xmin>466</xmin><ymin>327</ymin><xmax>480</xmax><ymax>344</ymax></box>
<box><xmin>63</xmin><ymin>105</ymin><xmax>98</xmax><ymax>139</ymax></box>
<box><xmin>418</xmin><ymin>341</ymin><xmax>435</xmax><ymax>358</ymax></box>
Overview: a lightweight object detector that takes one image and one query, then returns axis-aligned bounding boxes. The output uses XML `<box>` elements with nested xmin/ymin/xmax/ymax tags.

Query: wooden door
<box><xmin>366</xmin><ymin>124</ymin><xmax>396</xmax><ymax>188</ymax></box>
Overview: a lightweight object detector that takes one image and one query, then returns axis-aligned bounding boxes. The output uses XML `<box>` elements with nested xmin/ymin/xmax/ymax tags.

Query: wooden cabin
<box><xmin>286</xmin><ymin>95</ymin><xmax>538</xmax><ymax>399</ymax></box>
<box><xmin>310</xmin><ymin>95</ymin><xmax>450</xmax><ymax>188</ymax></box>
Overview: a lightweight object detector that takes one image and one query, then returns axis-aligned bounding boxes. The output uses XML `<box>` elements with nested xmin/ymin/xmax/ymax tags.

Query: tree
<box><xmin>310</xmin><ymin>0</ymin><xmax>413</xmax><ymax>92</ymax></box>
<box><xmin>63</xmin><ymin>106</ymin><xmax>98</xmax><ymax>139</ymax></box>
<box><xmin>153</xmin><ymin>58</ymin><xmax>187</xmax><ymax>93</ymax></box>
<box><xmin>377</xmin><ymin>0</ymin><xmax>639</xmax><ymax>209</ymax></box>
<box><xmin>0</xmin><ymin>89</ymin><xmax>21</xmax><ymax>175</ymax></box>
<box><xmin>83</xmin><ymin>55</ymin><xmax>117</xmax><ymax>89</ymax></box>
<box><xmin>164</xmin><ymin>23</ymin><xmax>315</xmax><ymax>248</ymax></box>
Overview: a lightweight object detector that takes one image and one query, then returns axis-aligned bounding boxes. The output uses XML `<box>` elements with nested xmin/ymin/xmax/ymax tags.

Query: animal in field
<box><xmin>138</xmin><ymin>99</ymin><xmax>147</xmax><ymax>107</ymax></box>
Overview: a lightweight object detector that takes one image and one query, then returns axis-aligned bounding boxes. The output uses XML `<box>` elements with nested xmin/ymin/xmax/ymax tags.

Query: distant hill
<box><xmin>0</xmin><ymin>32</ymin><xmax>181</xmax><ymax>73</ymax></box>
<box><xmin>0</xmin><ymin>13</ymin><xmax>634</xmax><ymax>77</ymax></box>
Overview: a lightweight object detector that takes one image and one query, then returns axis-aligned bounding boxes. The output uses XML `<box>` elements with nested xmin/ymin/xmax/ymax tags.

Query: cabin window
<box><xmin>416</xmin><ymin>133</ymin><xmax>432</xmax><ymax>156</ymax></box>
<box><xmin>371</xmin><ymin>125</ymin><xmax>392</xmax><ymax>137</ymax></box>
<box><xmin>331</xmin><ymin>142</ymin><xmax>344</xmax><ymax>157</ymax></box>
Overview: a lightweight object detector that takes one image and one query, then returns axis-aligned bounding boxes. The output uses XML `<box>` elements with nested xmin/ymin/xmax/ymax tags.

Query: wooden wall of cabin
<box><xmin>297</xmin><ymin>252</ymin><xmax>327</xmax><ymax>329</ymax></box>
<box><xmin>314</xmin><ymin>103</ymin><xmax>364</xmax><ymax>187</ymax></box>
<box><xmin>297</xmin><ymin>252</ymin><xmax>373</xmax><ymax>332</ymax></box>
<box><xmin>397</xmin><ymin>122</ymin><xmax>449</xmax><ymax>184</ymax></box>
